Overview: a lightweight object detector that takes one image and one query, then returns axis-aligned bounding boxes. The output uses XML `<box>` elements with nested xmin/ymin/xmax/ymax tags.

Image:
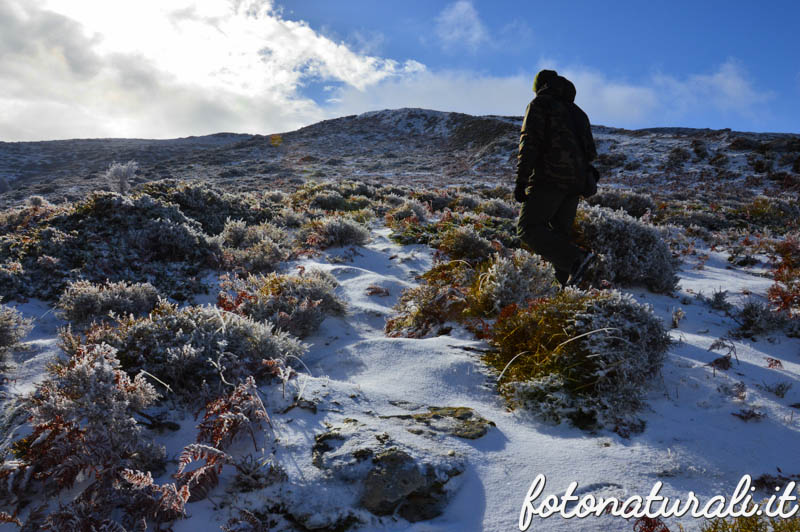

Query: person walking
<box><xmin>514</xmin><ymin>69</ymin><xmax>599</xmax><ymax>287</ymax></box>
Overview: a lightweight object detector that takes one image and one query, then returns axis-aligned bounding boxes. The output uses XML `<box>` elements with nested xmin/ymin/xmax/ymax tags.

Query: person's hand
<box><xmin>514</xmin><ymin>182</ymin><xmax>527</xmax><ymax>202</ymax></box>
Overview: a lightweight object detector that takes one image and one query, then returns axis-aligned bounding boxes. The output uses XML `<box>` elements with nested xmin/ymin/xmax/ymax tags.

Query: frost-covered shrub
<box><xmin>219</xmin><ymin>269</ymin><xmax>345</xmax><ymax>338</ymax></box>
<box><xmin>299</xmin><ymin>215</ymin><xmax>370</xmax><ymax>249</ymax></box>
<box><xmin>385</xmin><ymin>284</ymin><xmax>468</xmax><ymax>339</ymax></box>
<box><xmin>585</xmin><ymin>190</ymin><xmax>655</xmax><ymax>218</ymax></box>
<box><xmin>215</xmin><ymin>219</ymin><xmax>290</xmax><ymax>273</ymax></box>
<box><xmin>61</xmin><ymin>300</ymin><xmax>306</xmax><ymax>399</ymax></box>
<box><xmin>476</xmin><ymin>198</ymin><xmax>517</xmax><ymax>219</ymax></box>
<box><xmin>485</xmin><ymin>288</ymin><xmax>670</xmax><ymax>429</ymax></box>
<box><xmin>411</xmin><ymin>190</ymin><xmax>456</xmax><ymax>212</ymax></box>
<box><xmin>141</xmin><ymin>180</ymin><xmax>269</xmax><ymax>235</ymax></box>
<box><xmin>2</xmin><ymin>343</ymin><xmax>164</xmax><ymax>505</ymax></box>
<box><xmin>731</xmin><ymin>300</ymin><xmax>797</xmax><ymax>338</ymax></box>
<box><xmin>438</xmin><ymin>225</ymin><xmax>495</xmax><ymax>262</ymax></box>
<box><xmin>386</xmin><ymin>199</ymin><xmax>428</xmax><ymax>225</ymax></box>
<box><xmin>451</xmin><ymin>194</ymin><xmax>481</xmax><ymax>210</ymax></box>
<box><xmin>381</xmin><ymin>193</ymin><xmax>406</xmax><ymax>207</ymax></box>
<box><xmin>218</xmin><ymin>219</ymin><xmax>288</xmax><ymax>249</ymax></box>
<box><xmin>469</xmin><ymin>250</ymin><xmax>558</xmax><ymax>315</ymax></box>
<box><xmin>103</xmin><ymin>160</ymin><xmax>138</xmax><ymax>195</ymax></box>
<box><xmin>273</xmin><ymin>207</ymin><xmax>309</xmax><ymax>228</ymax></box>
<box><xmin>1</xmin><ymin>191</ymin><xmax>218</xmax><ymax>301</ymax></box>
<box><xmin>576</xmin><ymin>205</ymin><xmax>680</xmax><ymax>293</ymax></box>
<box><xmin>0</xmin><ymin>299</ymin><xmax>32</xmax><ymax>354</ymax></box>
<box><xmin>264</xmin><ymin>190</ymin><xmax>287</xmax><ymax>203</ymax></box>
<box><xmin>385</xmin><ymin>261</ymin><xmax>476</xmax><ymax>338</ymax></box>
<box><xmin>56</xmin><ymin>280</ymin><xmax>160</xmax><ymax>324</ymax></box>
<box><xmin>309</xmin><ymin>190</ymin><xmax>349</xmax><ymax>211</ymax></box>
<box><xmin>27</xmin><ymin>195</ymin><xmax>51</xmax><ymax>208</ymax></box>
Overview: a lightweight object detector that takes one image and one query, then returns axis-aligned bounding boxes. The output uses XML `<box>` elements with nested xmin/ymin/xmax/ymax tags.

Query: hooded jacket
<box><xmin>517</xmin><ymin>74</ymin><xmax>597</xmax><ymax>194</ymax></box>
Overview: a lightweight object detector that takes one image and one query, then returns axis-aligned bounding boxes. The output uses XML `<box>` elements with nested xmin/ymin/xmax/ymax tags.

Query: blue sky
<box><xmin>278</xmin><ymin>0</ymin><xmax>800</xmax><ymax>133</ymax></box>
<box><xmin>1</xmin><ymin>0</ymin><xmax>798</xmax><ymax>140</ymax></box>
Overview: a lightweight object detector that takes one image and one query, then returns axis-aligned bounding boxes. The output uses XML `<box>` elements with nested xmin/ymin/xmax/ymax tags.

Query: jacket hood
<box><xmin>549</xmin><ymin>76</ymin><xmax>576</xmax><ymax>103</ymax></box>
<box><xmin>533</xmin><ymin>69</ymin><xmax>558</xmax><ymax>93</ymax></box>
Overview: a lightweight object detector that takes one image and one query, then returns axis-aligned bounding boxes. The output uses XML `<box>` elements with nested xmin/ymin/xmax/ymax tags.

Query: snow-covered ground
<box><xmin>3</xmin><ymin>222</ymin><xmax>799</xmax><ymax>532</ymax></box>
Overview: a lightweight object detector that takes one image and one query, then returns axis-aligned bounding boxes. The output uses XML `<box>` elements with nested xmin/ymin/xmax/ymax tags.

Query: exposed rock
<box><xmin>360</xmin><ymin>448</ymin><xmax>462</xmax><ymax>522</ymax></box>
<box><xmin>382</xmin><ymin>406</ymin><xmax>495</xmax><ymax>440</ymax></box>
<box><xmin>311</xmin><ymin>419</ymin><xmax>466</xmax><ymax>522</ymax></box>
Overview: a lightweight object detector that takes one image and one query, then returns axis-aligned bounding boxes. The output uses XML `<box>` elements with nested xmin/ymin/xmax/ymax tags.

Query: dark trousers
<box><xmin>516</xmin><ymin>184</ymin><xmax>584</xmax><ymax>285</ymax></box>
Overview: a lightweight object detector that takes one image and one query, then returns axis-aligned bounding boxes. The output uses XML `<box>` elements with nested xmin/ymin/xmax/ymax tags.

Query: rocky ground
<box><xmin>2</xmin><ymin>108</ymin><xmax>798</xmax><ymax>208</ymax></box>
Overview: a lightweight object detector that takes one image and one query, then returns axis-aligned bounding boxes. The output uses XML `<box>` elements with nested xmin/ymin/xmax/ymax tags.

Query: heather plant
<box><xmin>411</xmin><ymin>190</ymin><xmax>457</xmax><ymax>212</ymax></box>
<box><xmin>141</xmin><ymin>180</ymin><xmax>270</xmax><ymax>235</ymax></box>
<box><xmin>61</xmin><ymin>299</ymin><xmax>307</xmax><ymax>400</ymax></box>
<box><xmin>731</xmin><ymin>300</ymin><xmax>798</xmax><ymax>339</ymax></box>
<box><xmin>273</xmin><ymin>206</ymin><xmax>310</xmax><ymax>228</ymax></box>
<box><xmin>219</xmin><ymin>269</ymin><xmax>345</xmax><ymax>338</ymax></box>
<box><xmin>0</xmin><ymin>300</ymin><xmax>32</xmax><ymax>355</ymax></box>
<box><xmin>468</xmin><ymin>250</ymin><xmax>558</xmax><ymax>316</ymax></box>
<box><xmin>385</xmin><ymin>261</ymin><xmax>475</xmax><ymax>338</ymax></box>
<box><xmin>103</xmin><ymin>160</ymin><xmax>138</xmax><ymax>195</ymax></box>
<box><xmin>298</xmin><ymin>215</ymin><xmax>370</xmax><ymax>249</ymax></box>
<box><xmin>575</xmin><ymin>205</ymin><xmax>680</xmax><ymax>293</ymax></box>
<box><xmin>585</xmin><ymin>189</ymin><xmax>656</xmax><ymax>218</ymax></box>
<box><xmin>309</xmin><ymin>190</ymin><xmax>349</xmax><ymax>211</ymax></box>
<box><xmin>438</xmin><ymin>225</ymin><xmax>495</xmax><ymax>263</ymax></box>
<box><xmin>450</xmin><ymin>193</ymin><xmax>481</xmax><ymax>211</ymax></box>
<box><xmin>56</xmin><ymin>279</ymin><xmax>160</xmax><ymax>324</ymax></box>
<box><xmin>215</xmin><ymin>218</ymin><xmax>291</xmax><ymax>273</ymax></box>
<box><xmin>484</xmin><ymin>288</ymin><xmax>670</xmax><ymax>429</ymax></box>
<box><xmin>385</xmin><ymin>199</ymin><xmax>428</xmax><ymax>227</ymax></box>
<box><xmin>0</xmin><ymin>191</ymin><xmax>218</xmax><ymax>301</ymax></box>
<box><xmin>476</xmin><ymin>198</ymin><xmax>517</xmax><ymax>219</ymax></box>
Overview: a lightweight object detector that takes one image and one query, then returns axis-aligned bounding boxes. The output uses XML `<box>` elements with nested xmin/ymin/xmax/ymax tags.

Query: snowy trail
<box><xmin>273</xmin><ymin>227</ymin><xmax>800</xmax><ymax>531</ymax></box>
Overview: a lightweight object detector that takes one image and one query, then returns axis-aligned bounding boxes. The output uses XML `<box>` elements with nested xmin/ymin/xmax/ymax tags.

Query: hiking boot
<box><xmin>567</xmin><ymin>252</ymin><xmax>596</xmax><ymax>287</ymax></box>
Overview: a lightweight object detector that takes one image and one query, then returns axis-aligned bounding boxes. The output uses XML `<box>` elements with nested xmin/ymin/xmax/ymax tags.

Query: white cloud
<box><xmin>434</xmin><ymin>1</ymin><xmax>489</xmax><ymax>53</ymax></box>
<box><xmin>0</xmin><ymin>0</ymin><xmax>424</xmax><ymax>140</ymax></box>
<box><xmin>326</xmin><ymin>59</ymin><xmax>770</xmax><ymax>130</ymax></box>
<box><xmin>652</xmin><ymin>59</ymin><xmax>770</xmax><ymax>121</ymax></box>
<box><xmin>328</xmin><ymin>70</ymin><xmax>531</xmax><ymax>117</ymax></box>
<box><xmin>0</xmin><ymin>0</ymin><xmax>774</xmax><ymax>140</ymax></box>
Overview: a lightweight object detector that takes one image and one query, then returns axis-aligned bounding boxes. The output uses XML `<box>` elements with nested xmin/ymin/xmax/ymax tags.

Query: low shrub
<box><xmin>103</xmin><ymin>160</ymin><xmax>138</xmax><ymax>195</ymax></box>
<box><xmin>575</xmin><ymin>205</ymin><xmax>680</xmax><ymax>293</ymax></box>
<box><xmin>219</xmin><ymin>269</ymin><xmax>345</xmax><ymax>338</ymax></box>
<box><xmin>0</xmin><ymin>299</ymin><xmax>32</xmax><ymax>354</ymax></box>
<box><xmin>56</xmin><ymin>280</ymin><xmax>160</xmax><ymax>324</ymax></box>
<box><xmin>1</xmin><ymin>191</ymin><xmax>218</xmax><ymax>301</ymax></box>
<box><xmin>476</xmin><ymin>198</ymin><xmax>517</xmax><ymax>219</ymax></box>
<box><xmin>585</xmin><ymin>190</ymin><xmax>655</xmax><ymax>218</ymax></box>
<box><xmin>438</xmin><ymin>225</ymin><xmax>495</xmax><ymax>263</ymax></box>
<box><xmin>468</xmin><ymin>250</ymin><xmax>558</xmax><ymax>316</ymax></box>
<box><xmin>484</xmin><ymin>288</ymin><xmax>670</xmax><ymax>429</ymax></box>
<box><xmin>61</xmin><ymin>299</ymin><xmax>306</xmax><ymax>400</ymax></box>
<box><xmin>140</xmin><ymin>180</ymin><xmax>270</xmax><ymax>235</ymax></box>
<box><xmin>768</xmin><ymin>234</ymin><xmax>800</xmax><ymax>316</ymax></box>
<box><xmin>385</xmin><ymin>199</ymin><xmax>428</xmax><ymax>226</ymax></box>
<box><xmin>215</xmin><ymin>218</ymin><xmax>291</xmax><ymax>273</ymax></box>
<box><xmin>732</xmin><ymin>300</ymin><xmax>798</xmax><ymax>338</ymax></box>
<box><xmin>386</xmin><ymin>261</ymin><xmax>476</xmax><ymax>338</ymax></box>
<box><xmin>450</xmin><ymin>194</ymin><xmax>481</xmax><ymax>210</ymax></box>
<box><xmin>299</xmin><ymin>215</ymin><xmax>370</xmax><ymax>249</ymax></box>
